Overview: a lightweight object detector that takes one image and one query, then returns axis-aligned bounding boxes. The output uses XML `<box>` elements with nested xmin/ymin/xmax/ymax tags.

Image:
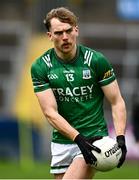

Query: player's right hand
<box><xmin>74</xmin><ymin>134</ymin><xmax>102</xmax><ymax>165</ymax></box>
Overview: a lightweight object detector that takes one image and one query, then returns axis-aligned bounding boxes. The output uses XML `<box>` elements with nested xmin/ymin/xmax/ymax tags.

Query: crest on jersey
<box><xmin>83</xmin><ymin>69</ymin><xmax>91</xmax><ymax>79</ymax></box>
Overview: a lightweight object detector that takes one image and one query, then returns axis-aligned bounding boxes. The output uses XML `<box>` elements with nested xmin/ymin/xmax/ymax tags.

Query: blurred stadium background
<box><xmin>0</xmin><ymin>0</ymin><xmax>139</xmax><ymax>179</ymax></box>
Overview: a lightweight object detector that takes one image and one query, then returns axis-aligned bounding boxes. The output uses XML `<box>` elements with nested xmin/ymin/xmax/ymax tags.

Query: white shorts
<box><xmin>50</xmin><ymin>142</ymin><xmax>82</xmax><ymax>174</ymax></box>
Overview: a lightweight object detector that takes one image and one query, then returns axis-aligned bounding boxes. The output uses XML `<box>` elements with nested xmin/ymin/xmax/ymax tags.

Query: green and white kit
<box><xmin>31</xmin><ymin>44</ymin><xmax>116</xmax><ymax>144</ymax></box>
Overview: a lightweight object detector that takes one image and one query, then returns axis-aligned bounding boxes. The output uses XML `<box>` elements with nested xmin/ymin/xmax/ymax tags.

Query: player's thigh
<box><xmin>63</xmin><ymin>157</ymin><xmax>96</xmax><ymax>179</ymax></box>
<box><xmin>54</xmin><ymin>173</ymin><xmax>64</xmax><ymax>179</ymax></box>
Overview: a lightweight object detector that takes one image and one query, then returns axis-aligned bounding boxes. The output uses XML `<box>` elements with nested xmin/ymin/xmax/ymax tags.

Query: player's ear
<box><xmin>75</xmin><ymin>26</ymin><xmax>79</xmax><ymax>36</ymax></box>
<box><xmin>47</xmin><ymin>32</ymin><xmax>53</xmax><ymax>41</ymax></box>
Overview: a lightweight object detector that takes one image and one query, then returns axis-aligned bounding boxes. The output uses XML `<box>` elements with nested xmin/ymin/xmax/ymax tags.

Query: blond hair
<box><xmin>44</xmin><ymin>7</ymin><xmax>78</xmax><ymax>31</ymax></box>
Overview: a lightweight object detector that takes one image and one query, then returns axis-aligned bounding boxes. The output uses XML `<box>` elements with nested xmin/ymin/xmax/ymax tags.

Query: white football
<box><xmin>91</xmin><ymin>136</ymin><xmax>122</xmax><ymax>172</ymax></box>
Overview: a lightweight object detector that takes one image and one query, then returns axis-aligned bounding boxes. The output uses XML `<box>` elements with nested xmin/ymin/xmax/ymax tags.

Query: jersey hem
<box><xmin>52</xmin><ymin>139</ymin><xmax>75</xmax><ymax>144</ymax></box>
<box><xmin>52</xmin><ymin>133</ymin><xmax>108</xmax><ymax>144</ymax></box>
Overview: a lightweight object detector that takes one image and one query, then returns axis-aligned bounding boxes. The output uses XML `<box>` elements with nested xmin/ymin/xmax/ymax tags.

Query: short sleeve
<box><xmin>31</xmin><ymin>60</ymin><xmax>50</xmax><ymax>93</ymax></box>
<box><xmin>95</xmin><ymin>53</ymin><xmax>116</xmax><ymax>86</ymax></box>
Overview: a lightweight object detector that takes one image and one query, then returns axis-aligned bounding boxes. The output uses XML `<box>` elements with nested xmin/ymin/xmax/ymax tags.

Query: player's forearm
<box><xmin>112</xmin><ymin>98</ymin><xmax>127</xmax><ymax>136</ymax></box>
<box><xmin>45</xmin><ymin>110</ymin><xmax>79</xmax><ymax>141</ymax></box>
<box><xmin>36</xmin><ymin>90</ymin><xmax>79</xmax><ymax>140</ymax></box>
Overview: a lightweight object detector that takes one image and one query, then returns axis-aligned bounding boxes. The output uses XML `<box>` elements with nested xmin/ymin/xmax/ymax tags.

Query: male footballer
<box><xmin>31</xmin><ymin>7</ymin><xmax>127</xmax><ymax>179</ymax></box>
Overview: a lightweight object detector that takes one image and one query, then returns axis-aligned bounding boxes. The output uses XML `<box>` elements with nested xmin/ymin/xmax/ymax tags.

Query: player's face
<box><xmin>47</xmin><ymin>18</ymin><xmax>79</xmax><ymax>56</ymax></box>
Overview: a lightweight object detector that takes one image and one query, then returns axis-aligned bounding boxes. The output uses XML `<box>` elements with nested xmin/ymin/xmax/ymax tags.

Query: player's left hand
<box><xmin>116</xmin><ymin>135</ymin><xmax>127</xmax><ymax>168</ymax></box>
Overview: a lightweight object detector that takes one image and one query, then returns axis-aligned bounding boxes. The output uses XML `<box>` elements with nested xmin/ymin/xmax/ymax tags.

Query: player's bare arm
<box><xmin>101</xmin><ymin>79</ymin><xmax>127</xmax><ymax>168</ymax></box>
<box><xmin>101</xmin><ymin>79</ymin><xmax>126</xmax><ymax>136</ymax></box>
<box><xmin>36</xmin><ymin>88</ymin><xmax>79</xmax><ymax>141</ymax></box>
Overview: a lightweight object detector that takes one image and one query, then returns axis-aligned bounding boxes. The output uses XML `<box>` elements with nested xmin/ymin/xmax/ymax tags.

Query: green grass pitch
<box><xmin>0</xmin><ymin>160</ymin><xmax>138</xmax><ymax>179</ymax></box>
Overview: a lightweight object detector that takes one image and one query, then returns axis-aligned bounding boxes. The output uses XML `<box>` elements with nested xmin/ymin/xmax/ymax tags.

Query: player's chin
<box><xmin>62</xmin><ymin>47</ymin><xmax>72</xmax><ymax>53</ymax></box>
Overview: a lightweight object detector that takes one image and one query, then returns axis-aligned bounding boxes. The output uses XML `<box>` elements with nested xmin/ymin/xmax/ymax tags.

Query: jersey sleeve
<box><xmin>94</xmin><ymin>52</ymin><xmax>116</xmax><ymax>86</ymax></box>
<box><xmin>31</xmin><ymin>59</ymin><xmax>50</xmax><ymax>93</ymax></box>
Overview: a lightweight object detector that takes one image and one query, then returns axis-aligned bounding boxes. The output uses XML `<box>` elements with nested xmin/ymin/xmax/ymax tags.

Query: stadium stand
<box><xmin>13</xmin><ymin>34</ymin><xmax>53</xmax><ymax>125</ymax></box>
<box><xmin>0</xmin><ymin>21</ymin><xmax>30</xmax><ymax>114</ymax></box>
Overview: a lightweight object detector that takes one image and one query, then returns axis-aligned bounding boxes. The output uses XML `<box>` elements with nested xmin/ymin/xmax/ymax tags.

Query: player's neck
<box><xmin>54</xmin><ymin>45</ymin><xmax>77</xmax><ymax>62</ymax></box>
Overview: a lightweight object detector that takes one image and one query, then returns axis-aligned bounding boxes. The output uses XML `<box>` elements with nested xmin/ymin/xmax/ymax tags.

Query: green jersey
<box><xmin>31</xmin><ymin>44</ymin><xmax>116</xmax><ymax>144</ymax></box>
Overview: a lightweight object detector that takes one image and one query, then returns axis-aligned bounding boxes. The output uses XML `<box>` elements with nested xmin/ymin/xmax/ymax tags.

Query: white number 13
<box><xmin>66</xmin><ymin>74</ymin><xmax>74</xmax><ymax>81</ymax></box>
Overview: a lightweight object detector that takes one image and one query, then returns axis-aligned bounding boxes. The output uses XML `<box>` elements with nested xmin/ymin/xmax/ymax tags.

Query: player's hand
<box><xmin>116</xmin><ymin>135</ymin><xmax>127</xmax><ymax>168</ymax></box>
<box><xmin>74</xmin><ymin>134</ymin><xmax>102</xmax><ymax>165</ymax></box>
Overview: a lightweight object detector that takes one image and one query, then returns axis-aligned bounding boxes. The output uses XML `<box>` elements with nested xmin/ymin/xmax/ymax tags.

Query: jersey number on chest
<box><xmin>65</xmin><ymin>74</ymin><xmax>74</xmax><ymax>82</ymax></box>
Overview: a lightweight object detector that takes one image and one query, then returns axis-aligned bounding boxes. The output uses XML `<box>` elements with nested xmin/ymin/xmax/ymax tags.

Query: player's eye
<box><xmin>54</xmin><ymin>31</ymin><xmax>63</xmax><ymax>36</ymax></box>
<box><xmin>66</xmin><ymin>28</ymin><xmax>73</xmax><ymax>34</ymax></box>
